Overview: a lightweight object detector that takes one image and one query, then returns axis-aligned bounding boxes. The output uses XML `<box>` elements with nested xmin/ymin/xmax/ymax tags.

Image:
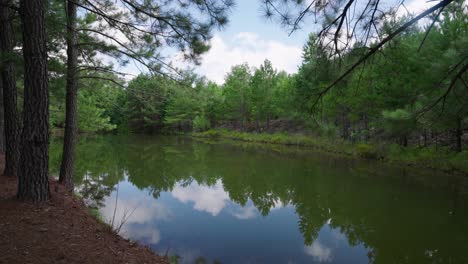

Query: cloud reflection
<box><xmin>171</xmin><ymin>180</ymin><xmax>229</xmax><ymax>216</ymax></box>
<box><xmin>101</xmin><ymin>194</ymin><xmax>172</xmax><ymax>224</ymax></box>
<box><xmin>121</xmin><ymin>224</ymin><xmax>161</xmax><ymax>244</ymax></box>
<box><xmin>99</xmin><ymin>184</ymin><xmax>172</xmax><ymax>245</ymax></box>
<box><xmin>232</xmin><ymin>205</ymin><xmax>257</xmax><ymax>220</ymax></box>
<box><xmin>304</xmin><ymin>241</ymin><xmax>333</xmax><ymax>262</ymax></box>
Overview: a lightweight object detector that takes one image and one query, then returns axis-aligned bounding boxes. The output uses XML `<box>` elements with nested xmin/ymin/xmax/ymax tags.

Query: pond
<box><xmin>50</xmin><ymin>135</ymin><xmax>468</xmax><ymax>264</ymax></box>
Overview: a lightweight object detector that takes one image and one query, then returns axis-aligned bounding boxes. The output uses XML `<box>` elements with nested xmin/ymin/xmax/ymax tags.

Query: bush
<box><xmin>356</xmin><ymin>143</ymin><xmax>380</xmax><ymax>160</ymax></box>
<box><xmin>197</xmin><ymin>130</ymin><xmax>221</xmax><ymax>138</ymax></box>
<box><xmin>193</xmin><ymin>115</ymin><xmax>211</xmax><ymax>132</ymax></box>
<box><xmin>449</xmin><ymin>151</ymin><xmax>468</xmax><ymax>173</ymax></box>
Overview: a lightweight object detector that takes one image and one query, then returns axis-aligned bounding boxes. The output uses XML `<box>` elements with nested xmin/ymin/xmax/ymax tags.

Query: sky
<box><xmin>183</xmin><ymin>0</ymin><xmax>435</xmax><ymax>84</ymax></box>
<box><xmin>177</xmin><ymin>0</ymin><xmax>310</xmax><ymax>84</ymax></box>
<box><xmin>120</xmin><ymin>0</ymin><xmax>436</xmax><ymax>84</ymax></box>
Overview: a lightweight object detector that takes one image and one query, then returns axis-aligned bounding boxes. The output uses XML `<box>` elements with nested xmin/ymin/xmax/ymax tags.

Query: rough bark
<box><xmin>363</xmin><ymin>112</ymin><xmax>369</xmax><ymax>141</ymax></box>
<box><xmin>0</xmin><ymin>76</ymin><xmax>4</xmax><ymax>154</ymax></box>
<box><xmin>423</xmin><ymin>129</ymin><xmax>427</xmax><ymax>147</ymax></box>
<box><xmin>455</xmin><ymin>117</ymin><xmax>462</xmax><ymax>152</ymax></box>
<box><xmin>59</xmin><ymin>0</ymin><xmax>78</xmax><ymax>192</ymax></box>
<box><xmin>17</xmin><ymin>0</ymin><xmax>50</xmax><ymax>201</ymax></box>
<box><xmin>401</xmin><ymin>135</ymin><xmax>408</xmax><ymax>147</ymax></box>
<box><xmin>0</xmin><ymin>0</ymin><xmax>20</xmax><ymax>177</ymax></box>
<box><xmin>341</xmin><ymin>109</ymin><xmax>350</xmax><ymax>140</ymax></box>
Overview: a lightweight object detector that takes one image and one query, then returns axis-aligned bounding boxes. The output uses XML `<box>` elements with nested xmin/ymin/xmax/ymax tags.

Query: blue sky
<box><xmin>120</xmin><ymin>0</ymin><xmax>434</xmax><ymax>84</ymax></box>
<box><xmin>217</xmin><ymin>0</ymin><xmax>311</xmax><ymax>47</ymax></box>
<box><xmin>179</xmin><ymin>0</ymin><xmax>433</xmax><ymax>84</ymax></box>
<box><xmin>174</xmin><ymin>0</ymin><xmax>311</xmax><ymax>84</ymax></box>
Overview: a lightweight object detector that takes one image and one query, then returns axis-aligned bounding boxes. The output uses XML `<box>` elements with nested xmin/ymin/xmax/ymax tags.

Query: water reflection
<box><xmin>50</xmin><ymin>135</ymin><xmax>468</xmax><ymax>264</ymax></box>
<box><xmin>172</xmin><ymin>180</ymin><xmax>229</xmax><ymax>216</ymax></box>
<box><xmin>304</xmin><ymin>240</ymin><xmax>332</xmax><ymax>262</ymax></box>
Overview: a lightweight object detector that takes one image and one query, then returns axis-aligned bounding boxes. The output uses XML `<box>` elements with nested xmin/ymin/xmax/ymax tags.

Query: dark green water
<box><xmin>50</xmin><ymin>135</ymin><xmax>468</xmax><ymax>264</ymax></box>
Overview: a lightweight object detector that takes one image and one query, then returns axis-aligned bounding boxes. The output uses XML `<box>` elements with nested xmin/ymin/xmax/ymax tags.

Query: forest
<box><xmin>0</xmin><ymin>0</ymin><xmax>467</xmax><ymax>202</ymax></box>
<box><xmin>49</xmin><ymin>1</ymin><xmax>467</xmax><ymax>170</ymax></box>
<box><xmin>0</xmin><ymin>0</ymin><xmax>467</xmax><ymax>263</ymax></box>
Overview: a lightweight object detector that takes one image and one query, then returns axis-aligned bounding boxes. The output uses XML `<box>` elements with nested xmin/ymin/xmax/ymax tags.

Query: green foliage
<box><xmin>193</xmin><ymin>130</ymin><xmax>468</xmax><ymax>173</ymax></box>
<box><xmin>193</xmin><ymin>129</ymin><xmax>352</xmax><ymax>154</ymax></box>
<box><xmin>355</xmin><ymin>143</ymin><xmax>381</xmax><ymax>160</ymax></box>
<box><xmin>43</xmin><ymin>3</ymin><xmax>466</xmax><ymax>168</ymax></box>
<box><xmin>381</xmin><ymin>108</ymin><xmax>417</xmax><ymax>139</ymax></box>
<box><xmin>126</xmin><ymin>75</ymin><xmax>168</xmax><ymax>133</ymax></box>
<box><xmin>449</xmin><ymin>151</ymin><xmax>468</xmax><ymax>172</ymax></box>
<box><xmin>222</xmin><ymin>64</ymin><xmax>253</xmax><ymax>124</ymax></box>
<box><xmin>77</xmin><ymin>90</ymin><xmax>117</xmax><ymax>133</ymax></box>
<box><xmin>49</xmin><ymin>73</ymin><xmax>122</xmax><ymax>133</ymax></box>
<box><xmin>193</xmin><ymin>115</ymin><xmax>211</xmax><ymax>132</ymax></box>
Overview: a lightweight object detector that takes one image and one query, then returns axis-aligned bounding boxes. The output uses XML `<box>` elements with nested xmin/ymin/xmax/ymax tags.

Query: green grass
<box><xmin>192</xmin><ymin>129</ymin><xmax>468</xmax><ymax>175</ymax></box>
<box><xmin>87</xmin><ymin>207</ymin><xmax>115</xmax><ymax>231</ymax></box>
<box><xmin>193</xmin><ymin>129</ymin><xmax>353</xmax><ymax>153</ymax></box>
<box><xmin>87</xmin><ymin>207</ymin><xmax>104</xmax><ymax>222</ymax></box>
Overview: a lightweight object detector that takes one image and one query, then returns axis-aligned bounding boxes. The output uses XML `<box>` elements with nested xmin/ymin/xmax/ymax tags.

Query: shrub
<box><xmin>193</xmin><ymin>115</ymin><xmax>211</xmax><ymax>132</ymax></box>
<box><xmin>356</xmin><ymin>143</ymin><xmax>380</xmax><ymax>160</ymax></box>
<box><xmin>449</xmin><ymin>151</ymin><xmax>468</xmax><ymax>173</ymax></box>
<box><xmin>199</xmin><ymin>130</ymin><xmax>221</xmax><ymax>138</ymax></box>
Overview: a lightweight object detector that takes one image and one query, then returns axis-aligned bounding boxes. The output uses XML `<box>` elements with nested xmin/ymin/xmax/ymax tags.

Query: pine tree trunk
<box><xmin>59</xmin><ymin>0</ymin><xmax>78</xmax><ymax>191</ymax></box>
<box><xmin>423</xmin><ymin>129</ymin><xmax>427</xmax><ymax>147</ymax></box>
<box><xmin>0</xmin><ymin>1</ymin><xmax>20</xmax><ymax>177</ymax></box>
<box><xmin>17</xmin><ymin>0</ymin><xmax>50</xmax><ymax>201</ymax></box>
<box><xmin>455</xmin><ymin>117</ymin><xmax>462</xmax><ymax>152</ymax></box>
<box><xmin>401</xmin><ymin>135</ymin><xmax>408</xmax><ymax>147</ymax></box>
<box><xmin>341</xmin><ymin>110</ymin><xmax>350</xmax><ymax>140</ymax></box>
<box><xmin>0</xmin><ymin>76</ymin><xmax>5</xmax><ymax>154</ymax></box>
<box><xmin>363</xmin><ymin>112</ymin><xmax>369</xmax><ymax>141</ymax></box>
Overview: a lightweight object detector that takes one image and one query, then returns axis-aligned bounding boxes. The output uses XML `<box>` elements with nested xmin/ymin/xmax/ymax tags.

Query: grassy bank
<box><xmin>192</xmin><ymin>129</ymin><xmax>468</xmax><ymax>175</ymax></box>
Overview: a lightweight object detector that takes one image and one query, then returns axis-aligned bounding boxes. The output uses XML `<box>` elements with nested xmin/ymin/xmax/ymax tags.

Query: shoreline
<box><xmin>0</xmin><ymin>176</ymin><xmax>168</xmax><ymax>264</ymax></box>
<box><xmin>191</xmin><ymin>129</ymin><xmax>468</xmax><ymax>176</ymax></box>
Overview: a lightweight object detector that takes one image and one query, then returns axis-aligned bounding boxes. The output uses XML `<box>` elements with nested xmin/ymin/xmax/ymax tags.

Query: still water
<box><xmin>50</xmin><ymin>135</ymin><xmax>468</xmax><ymax>264</ymax></box>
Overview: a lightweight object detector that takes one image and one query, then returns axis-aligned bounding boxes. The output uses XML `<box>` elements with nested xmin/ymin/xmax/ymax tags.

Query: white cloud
<box><xmin>405</xmin><ymin>0</ymin><xmax>435</xmax><ymax>14</ymax></box>
<box><xmin>396</xmin><ymin>0</ymin><xmax>438</xmax><ymax>18</ymax></box>
<box><xmin>176</xmin><ymin>32</ymin><xmax>302</xmax><ymax>84</ymax></box>
<box><xmin>304</xmin><ymin>241</ymin><xmax>333</xmax><ymax>262</ymax></box>
<box><xmin>171</xmin><ymin>180</ymin><xmax>230</xmax><ymax>216</ymax></box>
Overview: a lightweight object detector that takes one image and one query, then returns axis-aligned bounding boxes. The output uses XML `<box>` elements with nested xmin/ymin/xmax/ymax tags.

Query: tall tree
<box><xmin>59</xmin><ymin>0</ymin><xmax>78</xmax><ymax>191</ymax></box>
<box><xmin>250</xmin><ymin>59</ymin><xmax>277</xmax><ymax>129</ymax></box>
<box><xmin>57</xmin><ymin>0</ymin><xmax>234</xmax><ymax>188</ymax></box>
<box><xmin>0</xmin><ymin>0</ymin><xmax>20</xmax><ymax>177</ymax></box>
<box><xmin>17</xmin><ymin>0</ymin><xmax>50</xmax><ymax>201</ymax></box>
<box><xmin>262</xmin><ymin>0</ymin><xmax>464</xmax><ymax>106</ymax></box>
<box><xmin>223</xmin><ymin>64</ymin><xmax>252</xmax><ymax>129</ymax></box>
<box><xmin>0</xmin><ymin>77</ymin><xmax>4</xmax><ymax>154</ymax></box>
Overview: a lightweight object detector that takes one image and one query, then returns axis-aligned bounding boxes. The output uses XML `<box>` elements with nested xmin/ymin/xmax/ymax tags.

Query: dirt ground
<box><xmin>0</xmin><ymin>175</ymin><xmax>168</xmax><ymax>264</ymax></box>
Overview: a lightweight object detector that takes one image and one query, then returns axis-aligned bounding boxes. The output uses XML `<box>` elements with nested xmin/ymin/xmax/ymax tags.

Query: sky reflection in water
<box><xmin>49</xmin><ymin>135</ymin><xmax>468</xmax><ymax>264</ymax></box>
<box><xmin>100</xmin><ymin>179</ymin><xmax>369</xmax><ymax>264</ymax></box>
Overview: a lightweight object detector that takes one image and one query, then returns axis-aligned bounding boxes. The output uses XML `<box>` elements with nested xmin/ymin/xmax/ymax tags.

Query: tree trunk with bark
<box><xmin>59</xmin><ymin>0</ymin><xmax>78</xmax><ymax>191</ymax></box>
<box><xmin>455</xmin><ymin>117</ymin><xmax>462</xmax><ymax>152</ymax></box>
<box><xmin>0</xmin><ymin>0</ymin><xmax>20</xmax><ymax>177</ymax></box>
<box><xmin>423</xmin><ymin>129</ymin><xmax>428</xmax><ymax>147</ymax></box>
<box><xmin>17</xmin><ymin>0</ymin><xmax>50</xmax><ymax>201</ymax></box>
<box><xmin>341</xmin><ymin>109</ymin><xmax>350</xmax><ymax>140</ymax></box>
<box><xmin>363</xmin><ymin>112</ymin><xmax>369</xmax><ymax>141</ymax></box>
<box><xmin>0</xmin><ymin>76</ymin><xmax>5</xmax><ymax>154</ymax></box>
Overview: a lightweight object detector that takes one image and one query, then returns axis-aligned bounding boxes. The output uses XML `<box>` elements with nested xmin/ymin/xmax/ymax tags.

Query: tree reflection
<box><xmin>50</xmin><ymin>135</ymin><xmax>468</xmax><ymax>263</ymax></box>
